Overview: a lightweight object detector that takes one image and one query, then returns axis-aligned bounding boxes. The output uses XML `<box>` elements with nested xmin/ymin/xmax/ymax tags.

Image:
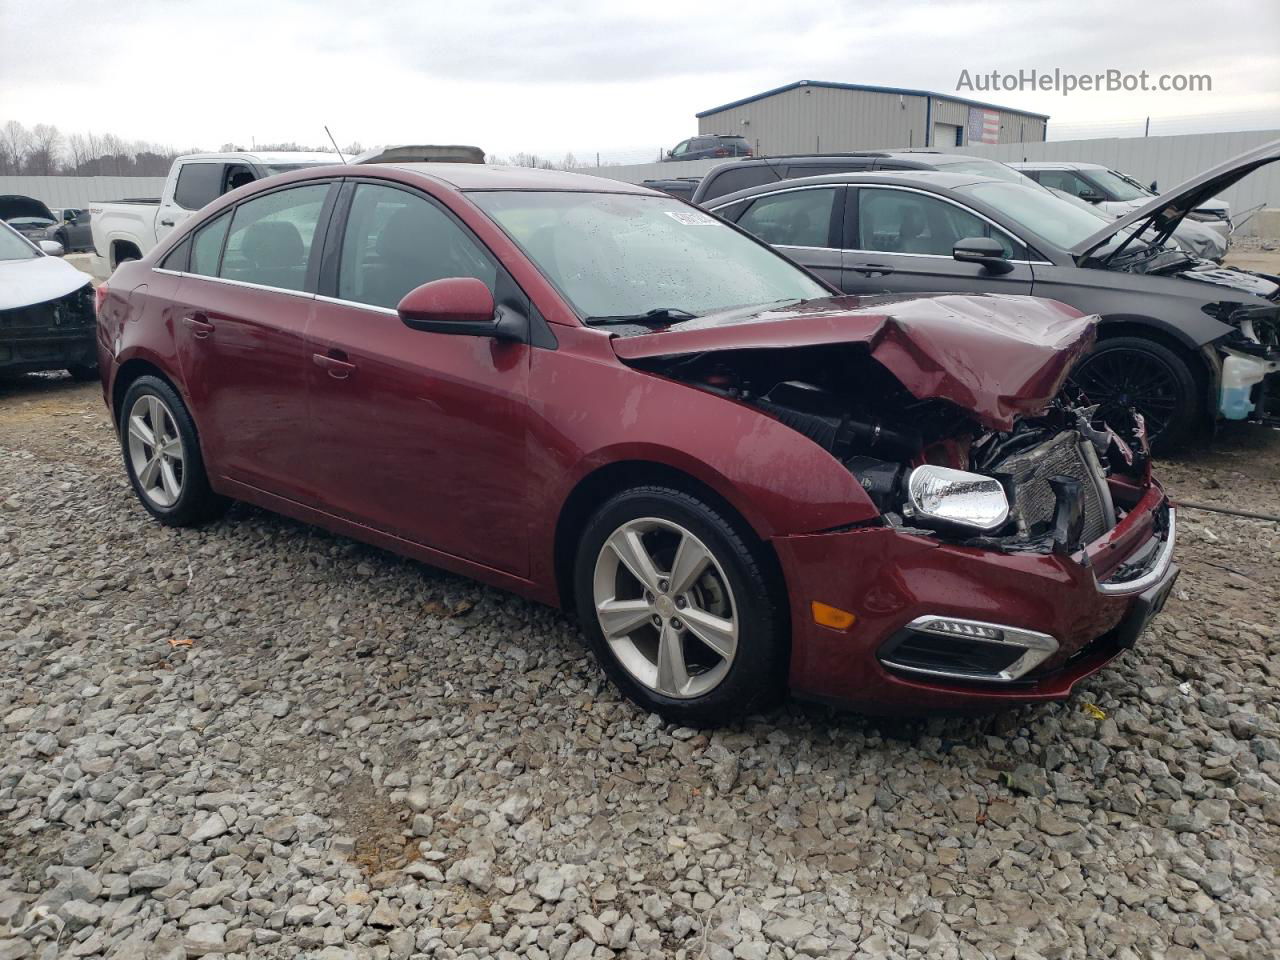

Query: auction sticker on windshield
<box><xmin>665</xmin><ymin>210</ymin><xmax>718</xmax><ymax>225</ymax></box>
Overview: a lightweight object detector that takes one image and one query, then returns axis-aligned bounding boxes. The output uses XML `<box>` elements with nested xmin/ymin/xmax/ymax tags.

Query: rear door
<box><xmin>304</xmin><ymin>179</ymin><xmax>532</xmax><ymax>575</ymax></box>
<box><xmin>839</xmin><ymin>185</ymin><xmax>1034</xmax><ymax>296</ymax></box>
<box><xmin>160</xmin><ymin>161</ymin><xmax>227</xmax><ymax>244</ymax></box>
<box><xmin>720</xmin><ymin>184</ymin><xmax>845</xmax><ymax>287</ymax></box>
<box><xmin>171</xmin><ymin>180</ymin><xmax>337</xmax><ymax>497</ymax></box>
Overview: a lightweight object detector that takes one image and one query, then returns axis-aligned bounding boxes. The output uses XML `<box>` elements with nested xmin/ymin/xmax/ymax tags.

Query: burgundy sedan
<box><xmin>95</xmin><ymin>163</ymin><xmax>1178</xmax><ymax>723</ymax></box>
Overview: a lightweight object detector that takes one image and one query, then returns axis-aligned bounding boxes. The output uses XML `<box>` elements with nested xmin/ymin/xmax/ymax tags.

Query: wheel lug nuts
<box><xmin>644</xmin><ymin>591</ymin><xmax>654</xmax><ymax>604</ymax></box>
<box><xmin>675</xmin><ymin>596</ymin><xmax>686</xmax><ymax>609</ymax></box>
<box><xmin>658</xmin><ymin>579</ymin><xmax>669</xmax><ymax>592</ymax></box>
<box><xmin>671</xmin><ymin>618</ymin><xmax>683</xmax><ymax>631</ymax></box>
<box><xmin>651</xmin><ymin>614</ymin><xmax>662</xmax><ymax>627</ymax></box>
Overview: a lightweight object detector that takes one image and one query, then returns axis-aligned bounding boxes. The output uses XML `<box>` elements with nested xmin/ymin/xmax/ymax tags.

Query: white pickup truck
<box><xmin>89</xmin><ymin>151</ymin><xmax>338</xmax><ymax>269</ymax></box>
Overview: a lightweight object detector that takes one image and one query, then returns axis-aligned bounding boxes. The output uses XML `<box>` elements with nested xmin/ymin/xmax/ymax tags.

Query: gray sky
<box><xmin>1</xmin><ymin>0</ymin><xmax>1277</xmax><ymax>160</ymax></box>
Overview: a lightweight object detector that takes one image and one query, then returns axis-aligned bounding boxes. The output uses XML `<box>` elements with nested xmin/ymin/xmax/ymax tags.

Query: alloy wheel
<box><xmin>1069</xmin><ymin>348</ymin><xmax>1181</xmax><ymax>442</ymax></box>
<box><xmin>592</xmin><ymin>517</ymin><xmax>738</xmax><ymax>699</ymax></box>
<box><xmin>126</xmin><ymin>394</ymin><xmax>185</xmax><ymax>508</ymax></box>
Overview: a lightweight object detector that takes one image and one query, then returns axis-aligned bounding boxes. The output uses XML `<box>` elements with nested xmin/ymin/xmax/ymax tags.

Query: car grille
<box><xmin>0</xmin><ymin>284</ymin><xmax>95</xmax><ymax>333</ymax></box>
<box><xmin>994</xmin><ymin>430</ymin><xmax>1115</xmax><ymax>544</ymax></box>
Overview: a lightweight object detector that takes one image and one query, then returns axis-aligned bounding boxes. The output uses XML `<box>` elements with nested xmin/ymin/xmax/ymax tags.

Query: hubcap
<box><xmin>126</xmin><ymin>394</ymin><xmax>185</xmax><ymax>508</ymax></box>
<box><xmin>1070</xmin><ymin>348</ymin><xmax>1180</xmax><ymax>442</ymax></box>
<box><xmin>592</xmin><ymin>517</ymin><xmax>738</xmax><ymax>700</ymax></box>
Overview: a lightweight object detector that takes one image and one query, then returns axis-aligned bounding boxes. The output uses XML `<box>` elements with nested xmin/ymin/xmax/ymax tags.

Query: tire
<box><xmin>66</xmin><ymin>363</ymin><xmax>98</xmax><ymax>382</ymax></box>
<box><xmin>119</xmin><ymin>375</ymin><xmax>226</xmax><ymax>526</ymax></box>
<box><xmin>1069</xmin><ymin>336</ymin><xmax>1201</xmax><ymax>452</ymax></box>
<box><xmin>573</xmin><ymin>485</ymin><xmax>786</xmax><ymax>726</ymax></box>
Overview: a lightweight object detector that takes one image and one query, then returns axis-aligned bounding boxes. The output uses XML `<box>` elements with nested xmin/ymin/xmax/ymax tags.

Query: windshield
<box><xmin>955</xmin><ymin>180</ymin><xmax>1142</xmax><ymax>252</ymax></box>
<box><xmin>470</xmin><ymin>191</ymin><xmax>828</xmax><ymax>320</ymax></box>
<box><xmin>0</xmin><ymin>223</ymin><xmax>38</xmax><ymax>260</ymax></box>
<box><xmin>931</xmin><ymin>159</ymin><xmax>1027</xmax><ymax>184</ymax></box>
<box><xmin>1084</xmin><ymin>169</ymin><xmax>1150</xmax><ymax>202</ymax></box>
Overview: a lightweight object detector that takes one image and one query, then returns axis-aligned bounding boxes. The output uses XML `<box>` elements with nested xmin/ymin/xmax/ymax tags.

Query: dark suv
<box><xmin>689</xmin><ymin>151</ymin><xmax>1023</xmax><ymax>205</ymax></box>
<box><xmin>664</xmin><ymin>135</ymin><xmax>753</xmax><ymax>162</ymax></box>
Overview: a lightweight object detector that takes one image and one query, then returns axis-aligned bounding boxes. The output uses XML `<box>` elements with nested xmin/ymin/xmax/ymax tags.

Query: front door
<box><xmin>304</xmin><ymin>180</ymin><xmax>531</xmax><ymax>576</ymax></box>
<box><xmin>728</xmin><ymin>184</ymin><xmax>845</xmax><ymax>288</ymax></box>
<box><xmin>839</xmin><ymin>186</ymin><xmax>1034</xmax><ymax>296</ymax></box>
<box><xmin>173</xmin><ymin>181</ymin><xmax>335</xmax><ymax>497</ymax></box>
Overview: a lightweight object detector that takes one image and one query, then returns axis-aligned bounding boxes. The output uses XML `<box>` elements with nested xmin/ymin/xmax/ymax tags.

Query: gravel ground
<box><xmin>1</xmin><ymin>375</ymin><xmax>1279</xmax><ymax>960</ymax></box>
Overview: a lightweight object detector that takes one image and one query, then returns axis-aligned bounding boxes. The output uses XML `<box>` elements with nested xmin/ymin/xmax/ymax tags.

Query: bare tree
<box><xmin>1</xmin><ymin>120</ymin><xmax>30</xmax><ymax>175</ymax></box>
<box><xmin>27</xmin><ymin>123</ymin><xmax>63</xmax><ymax>175</ymax></box>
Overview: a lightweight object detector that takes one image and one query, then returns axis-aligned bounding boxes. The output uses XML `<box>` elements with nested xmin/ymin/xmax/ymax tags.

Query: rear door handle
<box><xmin>183</xmin><ymin>314</ymin><xmax>214</xmax><ymax>338</ymax></box>
<box><xmin>849</xmin><ymin>262</ymin><xmax>895</xmax><ymax>277</ymax></box>
<box><xmin>313</xmin><ymin>351</ymin><xmax>356</xmax><ymax>380</ymax></box>
<box><xmin>160</xmin><ymin>219</ymin><xmax>175</xmax><ymax>227</ymax></box>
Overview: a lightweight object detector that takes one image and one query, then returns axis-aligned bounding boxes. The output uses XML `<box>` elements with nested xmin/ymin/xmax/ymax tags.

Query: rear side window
<box><xmin>737</xmin><ymin>188</ymin><xmax>838</xmax><ymax>248</ymax></box>
<box><xmin>219</xmin><ymin>184</ymin><xmax>331</xmax><ymax>292</ymax></box>
<box><xmin>189</xmin><ymin>214</ymin><xmax>230</xmax><ymax>276</ymax></box>
<box><xmin>172</xmin><ymin>163</ymin><xmax>225</xmax><ymax>211</ymax></box>
<box><xmin>337</xmin><ymin>183</ymin><xmax>496</xmax><ymax>310</ymax></box>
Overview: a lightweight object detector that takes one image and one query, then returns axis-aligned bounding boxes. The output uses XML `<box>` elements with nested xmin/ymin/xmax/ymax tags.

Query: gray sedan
<box><xmin>707</xmin><ymin>143</ymin><xmax>1280</xmax><ymax>449</ymax></box>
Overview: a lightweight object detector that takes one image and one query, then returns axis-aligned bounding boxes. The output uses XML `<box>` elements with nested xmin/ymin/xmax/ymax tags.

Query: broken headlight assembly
<box><xmin>903</xmin><ymin>465</ymin><xmax>1009</xmax><ymax>532</ymax></box>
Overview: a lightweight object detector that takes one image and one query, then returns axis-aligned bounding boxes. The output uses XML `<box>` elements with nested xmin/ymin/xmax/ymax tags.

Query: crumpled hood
<box><xmin>611</xmin><ymin>293</ymin><xmax>1098</xmax><ymax>431</ymax></box>
<box><xmin>0</xmin><ymin>255</ymin><xmax>92</xmax><ymax>311</ymax></box>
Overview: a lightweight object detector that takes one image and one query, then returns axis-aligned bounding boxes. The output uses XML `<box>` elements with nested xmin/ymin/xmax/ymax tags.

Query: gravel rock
<box><xmin>1</xmin><ymin>377</ymin><xmax>1278</xmax><ymax>959</ymax></box>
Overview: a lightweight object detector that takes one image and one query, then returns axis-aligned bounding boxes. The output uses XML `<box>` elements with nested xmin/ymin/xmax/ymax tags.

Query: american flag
<box><xmin>967</xmin><ymin>107</ymin><xmax>1001</xmax><ymax>144</ymax></box>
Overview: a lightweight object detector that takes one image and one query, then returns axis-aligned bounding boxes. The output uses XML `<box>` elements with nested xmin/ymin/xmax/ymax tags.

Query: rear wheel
<box><xmin>1069</xmin><ymin>336</ymin><xmax>1200</xmax><ymax>451</ymax></box>
<box><xmin>574</xmin><ymin>486</ymin><xmax>786</xmax><ymax>726</ymax></box>
<box><xmin>119</xmin><ymin>376</ymin><xmax>226</xmax><ymax>526</ymax></box>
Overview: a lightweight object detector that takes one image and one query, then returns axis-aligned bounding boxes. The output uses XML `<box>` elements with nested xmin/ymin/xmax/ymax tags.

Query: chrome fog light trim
<box><xmin>881</xmin><ymin>615</ymin><xmax>1059</xmax><ymax>682</ymax></box>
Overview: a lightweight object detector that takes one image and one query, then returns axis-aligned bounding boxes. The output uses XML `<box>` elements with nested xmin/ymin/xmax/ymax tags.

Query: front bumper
<box><xmin>774</xmin><ymin>482</ymin><xmax>1176</xmax><ymax>713</ymax></box>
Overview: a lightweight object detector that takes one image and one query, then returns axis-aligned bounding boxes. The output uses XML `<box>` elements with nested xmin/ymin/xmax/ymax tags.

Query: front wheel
<box><xmin>119</xmin><ymin>376</ymin><xmax>226</xmax><ymax>526</ymax></box>
<box><xmin>574</xmin><ymin>486</ymin><xmax>786</xmax><ymax>726</ymax></box>
<box><xmin>1068</xmin><ymin>336</ymin><xmax>1201</xmax><ymax>452</ymax></box>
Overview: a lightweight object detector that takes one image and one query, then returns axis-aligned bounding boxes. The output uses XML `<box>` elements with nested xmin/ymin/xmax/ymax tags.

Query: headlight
<box><xmin>906</xmin><ymin>466</ymin><xmax>1009</xmax><ymax>532</ymax></box>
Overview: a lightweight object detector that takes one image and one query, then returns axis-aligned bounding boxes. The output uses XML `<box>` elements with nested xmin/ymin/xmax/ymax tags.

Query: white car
<box><xmin>1012</xmin><ymin>161</ymin><xmax>1233</xmax><ymax>241</ymax></box>
<box><xmin>89</xmin><ymin>151</ymin><xmax>338</xmax><ymax>270</ymax></box>
<box><xmin>0</xmin><ymin>220</ymin><xmax>97</xmax><ymax>379</ymax></box>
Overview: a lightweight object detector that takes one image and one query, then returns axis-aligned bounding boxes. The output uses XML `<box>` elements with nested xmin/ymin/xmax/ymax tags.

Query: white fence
<box><xmin>0</xmin><ymin>176</ymin><xmax>166</xmax><ymax>209</ymax></box>
<box><xmin>578</xmin><ymin>130</ymin><xmax>1280</xmax><ymax>236</ymax></box>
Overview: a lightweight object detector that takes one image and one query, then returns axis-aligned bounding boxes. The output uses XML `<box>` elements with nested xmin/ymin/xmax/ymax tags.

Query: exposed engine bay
<box><xmin>637</xmin><ymin>343</ymin><xmax>1150</xmax><ymax>554</ymax></box>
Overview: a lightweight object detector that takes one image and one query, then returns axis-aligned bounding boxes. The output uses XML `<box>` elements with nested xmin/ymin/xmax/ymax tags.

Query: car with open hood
<box><xmin>0</xmin><ymin>219</ymin><xmax>96</xmax><ymax>379</ymax></box>
<box><xmin>1012</xmin><ymin>161</ymin><xmax>1233</xmax><ymax>241</ymax></box>
<box><xmin>708</xmin><ymin>138</ymin><xmax>1280</xmax><ymax>449</ymax></box>
<box><xmin>96</xmin><ymin>163</ymin><xmax>1177</xmax><ymax>722</ymax></box>
<box><xmin>0</xmin><ymin>194</ymin><xmax>59</xmax><ymax>245</ymax></box>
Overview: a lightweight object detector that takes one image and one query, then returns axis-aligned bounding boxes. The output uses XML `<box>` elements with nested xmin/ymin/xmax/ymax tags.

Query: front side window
<box><xmin>857</xmin><ymin>188</ymin><xmax>1016</xmax><ymax>258</ymax></box>
<box><xmin>1033</xmin><ymin>170</ymin><xmax>1099</xmax><ymax>200</ymax></box>
<box><xmin>955</xmin><ymin>180</ymin><xmax>1140</xmax><ymax>253</ymax></box>
<box><xmin>1085</xmin><ymin>169</ymin><xmax>1149</xmax><ymax>202</ymax></box>
<box><xmin>172</xmin><ymin>163</ymin><xmax>225</xmax><ymax>211</ymax></box>
<box><xmin>471</xmin><ymin>191</ymin><xmax>828</xmax><ymax>321</ymax></box>
<box><xmin>736</xmin><ymin>188</ymin><xmax>837</xmax><ymax>248</ymax></box>
<box><xmin>337</xmin><ymin>183</ymin><xmax>497</xmax><ymax>310</ymax></box>
<box><xmin>0</xmin><ymin>223</ymin><xmax>37</xmax><ymax>261</ymax></box>
<box><xmin>219</xmin><ymin>184</ymin><xmax>330</xmax><ymax>291</ymax></box>
<box><xmin>189</xmin><ymin>213</ymin><xmax>230</xmax><ymax>276</ymax></box>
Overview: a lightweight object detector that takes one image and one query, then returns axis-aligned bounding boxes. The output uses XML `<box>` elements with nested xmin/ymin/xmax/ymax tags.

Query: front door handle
<box><xmin>849</xmin><ymin>262</ymin><xmax>896</xmax><ymax>277</ymax></box>
<box><xmin>313</xmin><ymin>351</ymin><xmax>356</xmax><ymax>380</ymax></box>
<box><xmin>183</xmin><ymin>314</ymin><xmax>214</xmax><ymax>339</ymax></box>
<box><xmin>160</xmin><ymin>219</ymin><xmax>176</xmax><ymax>227</ymax></box>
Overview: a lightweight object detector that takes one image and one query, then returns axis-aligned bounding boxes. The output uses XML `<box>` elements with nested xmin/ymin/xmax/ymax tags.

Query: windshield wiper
<box><xmin>585</xmin><ymin>307</ymin><xmax>699</xmax><ymax>327</ymax></box>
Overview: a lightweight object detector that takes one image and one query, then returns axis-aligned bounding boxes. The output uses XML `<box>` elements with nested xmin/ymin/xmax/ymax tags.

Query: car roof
<box><xmin>1011</xmin><ymin>161</ymin><xmax>1106</xmax><ymax>171</ymax></box>
<box><xmin>380</xmin><ymin>162</ymin><xmax>659</xmax><ymax>193</ymax></box>
<box><xmin>177</xmin><ymin>151</ymin><xmax>340</xmax><ymax>165</ymax></box>
<box><xmin>705</xmin><ymin>169</ymin><xmax>999</xmax><ymax>206</ymax></box>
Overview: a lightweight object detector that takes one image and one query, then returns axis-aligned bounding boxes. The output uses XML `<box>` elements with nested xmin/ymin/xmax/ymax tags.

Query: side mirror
<box><xmin>397</xmin><ymin>277</ymin><xmax>521</xmax><ymax>340</ymax></box>
<box><xmin>1149</xmin><ymin>180</ymin><xmax>1158</xmax><ymax>193</ymax></box>
<box><xmin>38</xmin><ymin>240</ymin><xmax>65</xmax><ymax>257</ymax></box>
<box><xmin>953</xmin><ymin>237</ymin><xmax>1014</xmax><ymax>275</ymax></box>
